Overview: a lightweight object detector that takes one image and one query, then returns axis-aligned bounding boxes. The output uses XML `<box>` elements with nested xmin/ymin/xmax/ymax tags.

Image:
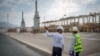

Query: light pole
<box><xmin>6</xmin><ymin>13</ymin><xmax>9</xmax><ymax>32</ymax></box>
<box><xmin>44</xmin><ymin>16</ymin><xmax>45</xmax><ymax>27</ymax></box>
<box><xmin>7</xmin><ymin>13</ymin><xmax>9</xmax><ymax>24</ymax></box>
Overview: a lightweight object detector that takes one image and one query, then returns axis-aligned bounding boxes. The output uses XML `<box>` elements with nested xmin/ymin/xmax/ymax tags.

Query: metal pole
<box><xmin>66</xmin><ymin>19</ymin><xmax>68</xmax><ymax>26</ymax></box>
<box><xmin>83</xmin><ymin>16</ymin><xmax>85</xmax><ymax>25</ymax></box>
<box><xmin>71</xmin><ymin>18</ymin><xmax>73</xmax><ymax>28</ymax></box>
<box><xmin>99</xmin><ymin>14</ymin><xmax>100</xmax><ymax>32</ymax></box>
<box><xmin>74</xmin><ymin>17</ymin><xmax>75</xmax><ymax>26</ymax></box>
<box><xmin>7</xmin><ymin>13</ymin><xmax>9</xmax><ymax>24</ymax></box>
<box><xmin>44</xmin><ymin>16</ymin><xmax>45</xmax><ymax>27</ymax></box>
<box><xmin>82</xmin><ymin>16</ymin><xmax>85</xmax><ymax>32</ymax></box>
<box><xmin>99</xmin><ymin>14</ymin><xmax>100</xmax><ymax>24</ymax></box>
<box><xmin>95</xmin><ymin>15</ymin><xmax>96</xmax><ymax>25</ymax></box>
<box><xmin>64</xmin><ymin>20</ymin><xmax>65</xmax><ymax>26</ymax></box>
<box><xmin>87</xmin><ymin>16</ymin><xmax>89</xmax><ymax>32</ymax></box>
<box><xmin>78</xmin><ymin>17</ymin><xmax>80</xmax><ymax>31</ymax></box>
<box><xmin>88</xmin><ymin>15</ymin><xmax>91</xmax><ymax>32</ymax></box>
<box><xmin>70</xmin><ymin>18</ymin><xmax>71</xmax><ymax>26</ymax></box>
<box><xmin>7</xmin><ymin>13</ymin><xmax>9</xmax><ymax>32</ymax></box>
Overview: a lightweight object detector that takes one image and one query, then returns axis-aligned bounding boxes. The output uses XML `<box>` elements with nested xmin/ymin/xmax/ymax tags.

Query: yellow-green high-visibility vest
<box><xmin>74</xmin><ymin>33</ymin><xmax>83</xmax><ymax>53</ymax></box>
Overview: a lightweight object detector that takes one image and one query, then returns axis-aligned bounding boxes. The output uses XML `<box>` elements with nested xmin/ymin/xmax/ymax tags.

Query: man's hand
<box><xmin>44</xmin><ymin>26</ymin><xmax>48</xmax><ymax>30</ymax></box>
<box><xmin>69</xmin><ymin>51</ymin><xmax>73</xmax><ymax>56</ymax></box>
<box><xmin>69</xmin><ymin>53</ymin><xmax>72</xmax><ymax>56</ymax></box>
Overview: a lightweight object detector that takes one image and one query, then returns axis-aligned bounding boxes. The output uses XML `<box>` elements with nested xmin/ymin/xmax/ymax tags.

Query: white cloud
<box><xmin>44</xmin><ymin>0</ymin><xmax>79</xmax><ymax>21</ymax></box>
<box><xmin>44</xmin><ymin>0</ymin><xmax>98</xmax><ymax>21</ymax></box>
<box><xmin>0</xmin><ymin>0</ymin><xmax>15</xmax><ymax>7</ymax></box>
<box><xmin>80</xmin><ymin>0</ymin><xmax>96</xmax><ymax>4</ymax></box>
<box><xmin>24</xmin><ymin>12</ymin><xmax>34</xmax><ymax>27</ymax></box>
<box><xmin>0</xmin><ymin>0</ymin><xmax>32</xmax><ymax>11</ymax></box>
<box><xmin>15</xmin><ymin>0</ymin><xmax>31</xmax><ymax>4</ymax></box>
<box><xmin>0</xmin><ymin>11</ymin><xmax>7</xmax><ymax>22</ymax></box>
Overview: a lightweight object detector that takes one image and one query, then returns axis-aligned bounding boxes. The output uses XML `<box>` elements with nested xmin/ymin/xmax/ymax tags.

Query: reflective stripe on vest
<box><xmin>74</xmin><ymin>33</ymin><xmax>83</xmax><ymax>53</ymax></box>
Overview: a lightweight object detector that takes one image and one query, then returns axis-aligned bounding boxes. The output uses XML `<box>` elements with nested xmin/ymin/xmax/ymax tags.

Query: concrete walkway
<box><xmin>5</xmin><ymin>32</ymin><xmax>100</xmax><ymax>56</ymax></box>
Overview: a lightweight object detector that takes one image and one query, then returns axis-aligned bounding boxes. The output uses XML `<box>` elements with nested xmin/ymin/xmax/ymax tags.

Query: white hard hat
<box><xmin>57</xmin><ymin>25</ymin><xmax>64</xmax><ymax>31</ymax></box>
<box><xmin>72</xmin><ymin>26</ymin><xmax>78</xmax><ymax>31</ymax></box>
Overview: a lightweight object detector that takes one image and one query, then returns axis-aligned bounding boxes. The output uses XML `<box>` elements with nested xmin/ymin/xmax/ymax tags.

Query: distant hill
<box><xmin>0</xmin><ymin>22</ymin><xmax>19</xmax><ymax>28</ymax></box>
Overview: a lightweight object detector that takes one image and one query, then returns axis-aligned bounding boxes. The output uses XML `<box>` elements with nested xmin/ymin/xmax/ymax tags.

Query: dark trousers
<box><xmin>72</xmin><ymin>51</ymin><xmax>80</xmax><ymax>56</ymax></box>
<box><xmin>76</xmin><ymin>52</ymin><xmax>80</xmax><ymax>56</ymax></box>
<box><xmin>52</xmin><ymin>47</ymin><xmax>62</xmax><ymax>56</ymax></box>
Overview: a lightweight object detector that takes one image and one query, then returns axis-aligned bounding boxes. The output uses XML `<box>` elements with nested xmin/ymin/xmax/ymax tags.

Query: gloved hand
<box><xmin>69</xmin><ymin>52</ymin><xmax>72</xmax><ymax>56</ymax></box>
<box><xmin>44</xmin><ymin>26</ymin><xmax>48</xmax><ymax>30</ymax></box>
<box><xmin>69</xmin><ymin>51</ymin><xmax>74</xmax><ymax>56</ymax></box>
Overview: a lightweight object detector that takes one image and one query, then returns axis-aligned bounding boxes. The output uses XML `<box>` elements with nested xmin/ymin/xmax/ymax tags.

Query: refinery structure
<box><xmin>41</xmin><ymin>12</ymin><xmax>100</xmax><ymax>32</ymax></box>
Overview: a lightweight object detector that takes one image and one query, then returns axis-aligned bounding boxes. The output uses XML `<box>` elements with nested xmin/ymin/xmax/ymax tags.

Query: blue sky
<box><xmin>0</xmin><ymin>0</ymin><xmax>100</xmax><ymax>27</ymax></box>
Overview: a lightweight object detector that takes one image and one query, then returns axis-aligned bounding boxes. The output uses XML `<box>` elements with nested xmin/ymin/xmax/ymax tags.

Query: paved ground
<box><xmin>0</xmin><ymin>33</ymin><xmax>43</xmax><ymax>56</ymax></box>
<box><xmin>5</xmin><ymin>32</ymin><xmax>100</xmax><ymax>56</ymax></box>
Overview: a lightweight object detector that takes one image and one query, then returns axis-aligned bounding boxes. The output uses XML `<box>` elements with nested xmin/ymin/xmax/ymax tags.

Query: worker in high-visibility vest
<box><xmin>69</xmin><ymin>26</ymin><xmax>83</xmax><ymax>56</ymax></box>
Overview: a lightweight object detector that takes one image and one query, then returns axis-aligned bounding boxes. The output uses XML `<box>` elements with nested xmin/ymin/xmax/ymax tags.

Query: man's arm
<box><xmin>69</xmin><ymin>37</ymin><xmax>76</xmax><ymax>54</ymax></box>
<box><xmin>44</xmin><ymin>27</ymin><xmax>54</xmax><ymax>37</ymax></box>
